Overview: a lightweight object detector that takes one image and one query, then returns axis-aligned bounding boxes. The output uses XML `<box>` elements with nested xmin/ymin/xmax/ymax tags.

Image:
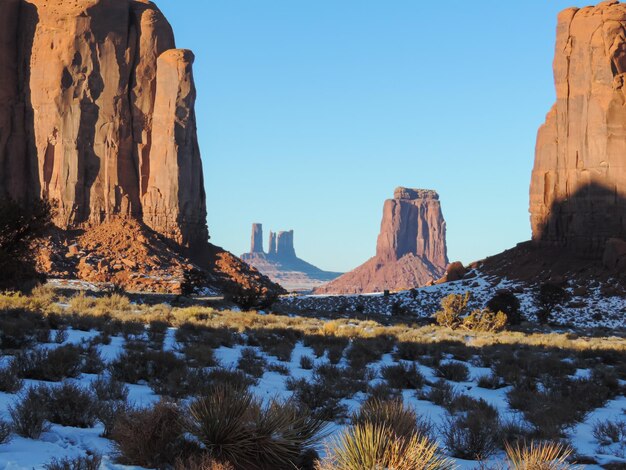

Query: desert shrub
<box><xmin>434</xmin><ymin>292</ymin><xmax>471</xmax><ymax>329</ymax></box>
<box><xmin>424</xmin><ymin>379</ymin><xmax>457</xmax><ymax>408</ymax></box>
<box><xmin>319</xmin><ymin>423</ymin><xmax>454</xmax><ymax>470</ymax></box>
<box><xmin>204</xmin><ymin>367</ymin><xmax>254</xmax><ymax>392</ymax></box>
<box><xmin>109</xmin><ymin>349</ymin><xmax>189</xmax><ymax>397</ymax></box>
<box><xmin>592</xmin><ymin>418</ymin><xmax>626</xmax><ymax>446</ymax></box>
<box><xmin>462</xmin><ymin>309</ymin><xmax>508</xmax><ymax>332</ymax></box>
<box><xmin>507</xmin><ymin>374</ymin><xmax>613</xmax><ymax>439</ymax></box>
<box><xmin>91</xmin><ymin>374</ymin><xmax>129</xmax><ymax>402</ymax></box>
<box><xmin>96</xmin><ymin>399</ymin><xmax>133</xmax><ymax>438</ymax></box>
<box><xmin>53</xmin><ymin>328</ymin><xmax>69</xmax><ymax>344</ymax></box>
<box><xmin>302</xmin><ymin>334</ymin><xmax>348</xmax><ymax>364</ymax></box>
<box><xmin>237</xmin><ymin>347</ymin><xmax>267</xmax><ymax>378</ymax></box>
<box><xmin>380</xmin><ymin>361</ymin><xmax>425</xmax><ymax>390</ymax></box>
<box><xmin>94</xmin><ymin>293</ymin><xmax>132</xmax><ymax>314</ymax></box>
<box><xmin>353</xmin><ymin>399</ymin><xmax>432</xmax><ymax>440</ymax></box>
<box><xmin>300</xmin><ymin>354</ymin><xmax>314</xmax><ymax>370</ymax></box>
<box><xmin>9</xmin><ymin>384</ymin><xmax>51</xmax><ymax>438</ymax></box>
<box><xmin>267</xmin><ymin>362</ymin><xmax>290</xmax><ymax>375</ymax></box>
<box><xmin>67</xmin><ymin>312</ymin><xmax>109</xmax><ymax>333</ymax></box>
<box><xmin>435</xmin><ymin>361</ymin><xmax>470</xmax><ymax>382</ymax></box>
<box><xmin>80</xmin><ymin>343</ymin><xmax>105</xmax><ymax>374</ymax></box>
<box><xmin>499</xmin><ymin>418</ymin><xmax>534</xmax><ymax>448</ymax></box>
<box><xmin>183</xmin><ymin>342</ymin><xmax>217</xmax><ymax>368</ymax></box>
<box><xmin>227</xmin><ymin>286</ymin><xmax>278</xmax><ymax>310</ymax></box>
<box><xmin>487</xmin><ymin>291</ymin><xmax>522</xmax><ymax>325</ymax></box>
<box><xmin>346</xmin><ymin>336</ymin><xmax>395</xmax><ymax>369</ymax></box>
<box><xmin>477</xmin><ymin>372</ymin><xmax>505</xmax><ymax>389</ymax></box>
<box><xmin>0</xmin><ymin>198</ymin><xmax>53</xmax><ymax>290</ymax></box>
<box><xmin>111</xmin><ymin>401</ymin><xmax>189</xmax><ymax>468</ymax></box>
<box><xmin>0</xmin><ymin>308</ymin><xmax>50</xmax><ymax>350</ymax></box>
<box><xmin>247</xmin><ymin>328</ymin><xmax>300</xmax><ymax>362</ymax></box>
<box><xmin>287</xmin><ymin>363</ymin><xmax>374</xmax><ymax>419</ymax></box>
<box><xmin>0</xmin><ymin>362</ymin><xmax>23</xmax><ymax>393</ymax></box>
<box><xmin>0</xmin><ymin>419</ymin><xmax>11</xmax><ymax>444</ymax></box>
<box><xmin>286</xmin><ymin>377</ymin><xmax>348</xmax><ymax>421</ymax></box>
<box><xmin>147</xmin><ymin>320</ymin><xmax>169</xmax><ymax>347</ymax></box>
<box><xmin>176</xmin><ymin>324</ymin><xmax>238</xmax><ymax>349</ymax></box>
<box><xmin>366</xmin><ymin>382</ymin><xmax>402</xmax><ymax>402</ymax></box>
<box><xmin>394</xmin><ymin>341</ymin><xmax>429</xmax><ymax>361</ymax></box>
<box><xmin>43</xmin><ymin>453</ymin><xmax>102</xmax><ymax>470</ymax></box>
<box><xmin>442</xmin><ymin>401</ymin><xmax>500</xmax><ymax>460</ymax></box>
<box><xmin>68</xmin><ymin>292</ymin><xmax>96</xmax><ymax>314</ymax></box>
<box><xmin>47</xmin><ymin>382</ymin><xmax>98</xmax><ymax>428</ymax></box>
<box><xmin>15</xmin><ymin>344</ymin><xmax>83</xmax><ymax>381</ymax></box>
<box><xmin>187</xmin><ymin>386</ymin><xmax>325</xmax><ymax>470</ymax></box>
<box><xmin>505</xmin><ymin>440</ymin><xmax>573</xmax><ymax>470</ymax></box>
<box><xmin>536</xmin><ymin>283</ymin><xmax>568</xmax><ymax>324</ymax></box>
<box><xmin>175</xmin><ymin>454</ymin><xmax>235</xmax><ymax>470</ymax></box>
<box><xmin>120</xmin><ymin>320</ymin><xmax>145</xmax><ymax>340</ymax></box>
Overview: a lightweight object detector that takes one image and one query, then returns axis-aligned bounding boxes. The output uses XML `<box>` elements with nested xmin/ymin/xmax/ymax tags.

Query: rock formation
<box><xmin>531</xmin><ymin>1</ymin><xmax>626</xmax><ymax>257</ymax></box>
<box><xmin>0</xmin><ymin>0</ymin><xmax>206</xmax><ymax>247</ymax></box>
<box><xmin>0</xmin><ymin>0</ymin><xmax>281</xmax><ymax>296</ymax></box>
<box><xmin>251</xmin><ymin>223</ymin><xmax>264</xmax><ymax>253</ymax></box>
<box><xmin>242</xmin><ymin>224</ymin><xmax>342</xmax><ymax>292</ymax></box>
<box><xmin>315</xmin><ymin>187</ymin><xmax>448</xmax><ymax>294</ymax></box>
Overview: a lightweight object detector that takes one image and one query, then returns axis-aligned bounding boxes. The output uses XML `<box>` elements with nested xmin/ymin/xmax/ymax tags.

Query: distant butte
<box><xmin>314</xmin><ymin>187</ymin><xmax>449</xmax><ymax>294</ymax></box>
<box><xmin>241</xmin><ymin>224</ymin><xmax>342</xmax><ymax>292</ymax></box>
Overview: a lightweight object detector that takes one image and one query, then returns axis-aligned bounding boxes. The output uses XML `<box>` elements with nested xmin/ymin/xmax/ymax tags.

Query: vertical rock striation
<box><xmin>376</xmin><ymin>188</ymin><xmax>447</xmax><ymax>267</ymax></box>
<box><xmin>531</xmin><ymin>1</ymin><xmax>626</xmax><ymax>256</ymax></box>
<box><xmin>0</xmin><ymin>0</ymin><xmax>207</xmax><ymax>247</ymax></box>
<box><xmin>142</xmin><ymin>48</ymin><xmax>207</xmax><ymax>246</ymax></box>
<box><xmin>251</xmin><ymin>223</ymin><xmax>264</xmax><ymax>253</ymax></box>
<box><xmin>276</xmin><ymin>230</ymin><xmax>296</xmax><ymax>259</ymax></box>
<box><xmin>315</xmin><ymin>187</ymin><xmax>448</xmax><ymax>294</ymax></box>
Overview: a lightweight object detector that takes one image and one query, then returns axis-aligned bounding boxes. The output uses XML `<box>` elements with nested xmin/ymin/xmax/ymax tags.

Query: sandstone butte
<box><xmin>0</xmin><ymin>0</ymin><xmax>281</xmax><ymax>295</ymax></box>
<box><xmin>531</xmin><ymin>1</ymin><xmax>626</xmax><ymax>264</ymax></box>
<box><xmin>315</xmin><ymin>187</ymin><xmax>449</xmax><ymax>295</ymax></box>
<box><xmin>241</xmin><ymin>224</ymin><xmax>342</xmax><ymax>292</ymax></box>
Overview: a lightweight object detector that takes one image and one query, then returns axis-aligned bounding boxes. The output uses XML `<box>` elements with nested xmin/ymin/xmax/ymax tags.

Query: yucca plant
<box><xmin>319</xmin><ymin>423</ymin><xmax>455</xmax><ymax>470</ymax></box>
<box><xmin>505</xmin><ymin>440</ymin><xmax>573</xmax><ymax>470</ymax></box>
<box><xmin>187</xmin><ymin>385</ymin><xmax>326</xmax><ymax>470</ymax></box>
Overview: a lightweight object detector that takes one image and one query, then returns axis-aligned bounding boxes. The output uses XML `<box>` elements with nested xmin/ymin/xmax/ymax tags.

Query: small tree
<box><xmin>434</xmin><ymin>292</ymin><xmax>471</xmax><ymax>329</ymax></box>
<box><xmin>0</xmin><ymin>198</ymin><xmax>54</xmax><ymax>290</ymax></box>
<box><xmin>535</xmin><ymin>283</ymin><xmax>568</xmax><ymax>324</ymax></box>
<box><xmin>487</xmin><ymin>291</ymin><xmax>522</xmax><ymax>325</ymax></box>
<box><xmin>462</xmin><ymin>309</ymin><xmax>508</xmax><ymax>333</ymax></box>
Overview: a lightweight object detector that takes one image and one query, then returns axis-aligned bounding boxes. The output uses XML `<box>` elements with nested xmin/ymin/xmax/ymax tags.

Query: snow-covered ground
<box><xmin>278</xmin><ymin>269</ymin><xmax>626</xmax><ymax>329</ymax></box>
<box><xmin>0</xmin><ymin>320</ymin><xmax>625</xmax><ymax>469</ymax></box>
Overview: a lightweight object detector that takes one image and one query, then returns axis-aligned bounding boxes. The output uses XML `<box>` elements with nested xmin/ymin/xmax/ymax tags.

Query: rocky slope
<box><xmin>315</xmin><ymin>188</ymin><xmax>449</xmax><ymax>294</ymax></box>
<box><xmin>0</xmin><ymin>0</ymin><xmax>280</xmax><ymax>295</ymax></box>
<box><xmin>241</xmin><ymin>224</ymin><xmax>342</xmax><ymax>292</ymax></box>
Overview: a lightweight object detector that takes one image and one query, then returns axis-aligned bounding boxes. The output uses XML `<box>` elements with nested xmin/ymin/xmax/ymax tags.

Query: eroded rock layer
<box><xmin>531</xmin><ymin>1</ymin><xmax>626</xmax><ymax>256</ymax></box>
<box><xmin>0</xmin><ymin>0</ymin><xmax>207</xmax><ymax>247</ymax></box>
<box><xmin>315</xmin><ymin>187</ymin><xmax>448</xmax><ymax>294</ymax></box>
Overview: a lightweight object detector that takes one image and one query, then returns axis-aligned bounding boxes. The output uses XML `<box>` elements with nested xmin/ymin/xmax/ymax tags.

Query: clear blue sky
<box><xmin>158</xmin><ymin>1</ymin><xmax>591</xmax><ymax>273</ymax></box>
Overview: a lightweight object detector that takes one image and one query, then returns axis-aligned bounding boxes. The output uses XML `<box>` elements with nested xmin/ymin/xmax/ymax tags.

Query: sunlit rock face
<box><xmin>531</xmin><ymin>1</ymin><xmax>626</xmax><ymax>256</ymax></box>
<box><xmin>0</xmin><ymin>0</ymin><xmax>207</xmax><ymax>247</ymax></box>
<box><xmin>314</xmin><ymin>187</ymin><xmax>449</xmax><ymax>294</ymax></box>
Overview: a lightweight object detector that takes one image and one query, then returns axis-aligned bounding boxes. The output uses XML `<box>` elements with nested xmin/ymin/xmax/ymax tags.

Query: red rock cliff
<box><xmin>315</xmin><ymin>187</ymin><xmax>448</xmax><ymax>294</ymax></box>
<box><xmin>531</xmin><ymin>1</ymin><xmax>626</xmax><ymax>256</ymax></box>
<box><xmin>0</xmin><ymin>0</ymin><xmax>207</xmax><ymax>247</ymax></box>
